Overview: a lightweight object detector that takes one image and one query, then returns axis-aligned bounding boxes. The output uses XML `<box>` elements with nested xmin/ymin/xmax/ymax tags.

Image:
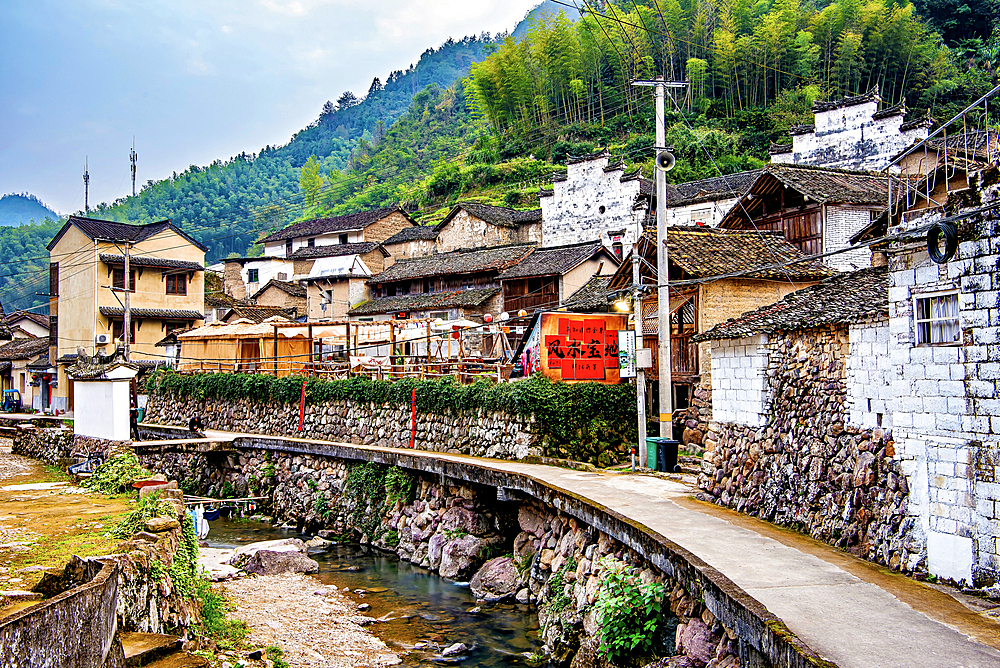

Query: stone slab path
<box><xmin>187</xmin><ymin>430</ymin><xmax>1000</xmax><ymax>668</ymax></box>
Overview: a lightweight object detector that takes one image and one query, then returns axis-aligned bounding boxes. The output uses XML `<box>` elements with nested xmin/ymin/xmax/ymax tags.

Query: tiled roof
<box><xmin>47</xmin><ymin>215</ymin><xmax>208</xmax><ymax>252</ymax></box>
<box><xmin>0</xmin><ymin>337</ymin><xmax>49</xmax><ymax>360</ymax></box>
<box><xmin>99</xmin><ymin>307</ymin><xmax>205</xmax><ymax>320</ymax></box>
<box><xmin>567</xmin><ymin>150</ymin><xmax>611</xmax><ymax>165</ymax></box>
<box><xmin>205</xmin><ymin>292</ymin><xmax>244</xmax><ymax>309</ymax></box>
<box><xmin>27</xmin><ymin>355</ymin><xmax>51</xmax><ymax>370</ymax></box>
<box><xmin>222</xmin><ymin>305</ymin><xmax>297</xmax><ymax>323</ymax></box>
<box><xmin>900</xmin><ymin>116</ymin><xmax>935</xmax><ymax>132</ymax></box>
<box><xmin>562</xmin><ymin>275</ymin><xmax>613</xmax><ymax>312</ymax></box>
<box><xmin>287</xmin><ymin>242</ymin><xmax>379</xmax><ymax>260</ymax></box>
<box><xmin>259</xmin><ymin>206</ymin><xmax>408</xmax><ymax>243</ymax></box>
<box><xmin>789</xmin><ymin>124</ymin><xmax>815</xmax><ymax>136</ymax></box>
<box><xmin>443</xmin><ymin>202</ymin><xmax>542</xmax><ymax>229</ymax></box>
<box><xmin>100</xmin><ymin>254</ymin><xmax>204</xmax><ymax>271</ymax></box>
<box><xmin>383</xmin><ymin>225</ymin><xmax>440</xmax><ymax>244</ymax></box>
<box><xmin>769</xmin><ymin>143</ymin><xmax>792</xmax><ymax>155</ymax></box>
<box><xmin>7</xmin><ymin>311</ymin><xmax>49</xmax><ymax>328</ymax></box>
<box><xmin>812</xmin><ymin>87</ymin><xmax>880</xmax><ymax>113</ymax></box>
<box><xmin>695</xmin><ymin>267</ymin><xmax>888</xmax><ymax>340</ymax></box>
<box><xmin>665</xmin><ymin>227</ymin><xmax>834</xmax><ymax>281</ymax></box>
<box><xmin>872</xmin><ymin>100</ymin><xmax>907</xmax><ymax>120</ymax></box>
<box><xmin>925</xmin><ymin>130</ymin><xmax>1000</xmax><ymax>162</ymax></box>
<box><xmin>497</xmin><ymin>242</ymin><xmax>610</xmax><ymax>280</ymax></box>
<box><xmin>759</xmin><ymin>164</ymin><xmax>889</xmax><ymax>205</ymax></box>
<box><xmin>251</xmin><ymin>279</ymin><xmax>306</xmax><ymax>300</ymax></box>
<box><xmin>348</xmin><ymin>287</ymin><xmax>500</xmax><ymax>315</ymax></box>
<box><xmin>368</xmin><ymin>244</ymin><xmax>535</xmax><ymax>284</ymax></box>
<box><xmin>664</xmin><ymin>169</ymin><xmax>763</xmax><ymax>207</ymax></box>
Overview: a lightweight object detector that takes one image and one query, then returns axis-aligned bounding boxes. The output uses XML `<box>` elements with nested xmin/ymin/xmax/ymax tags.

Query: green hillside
<box><xmin>0</xmin><ymin>193</ymin><xmax>59</xmax><ymax>227</ymax></box>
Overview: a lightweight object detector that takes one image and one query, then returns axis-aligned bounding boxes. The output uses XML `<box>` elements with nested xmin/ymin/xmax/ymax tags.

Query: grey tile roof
<box><xmin>665</xmin><ymin>227</ymin><xmax>834</xmax><ymax>281</ymax></box>
<box><xmin>222</xmin><ymin>305</ymin><xmax>297</xmax><ymax>323</ymax></box>
<box><xmin>741</xmin><ymin>164</ymin><xmax>890</xmax><ymax>207</ymax></box>
<box><xmin>812</xmin><ymin>87</ymin><xmax>880</xmax><ymax>113</ymax></box>
<box><xmin>27</xmin><ymin>354</ymin><xmax>51</xmax><ymax>370</ymax></box>
<box><xmin>443</xmin><ymin>202</ymin><xmax>541</xmax><ymax>229</ymax></box>
<box><xmin>287</xmin><ymin>242</ymin><xmax>378</xmax><ymax>260</ymax></box>
<box><xmin>383</xmin><ymin>225</ymin><xmax>440</xmax><ymax>244</ymax></box>
<box><xmin>0</xmin><ymin>337</ymin><xmax>49</xmax><ymax>360</ymax></box>
<box><xmin>665</xmin><ymin>169</ymin><xmax>763</xmax><ymax>207</ymax></box>
<box><xmin>251</xmin><ymin>279</ymin><xmax>306</xmax><ymax>300</ymax></box>
<box><xmin>694</xmin><ymin>267</ymin><xmax>889</xmax><ymax>341</ymax></box>
<box><xmin>348</xmin><ymin>287</ymin><xmax>499</xmax><ymax>315</ymax></box>
<box><xmin>260</xmin><ymin>206</ymin><xmax>410</xmax><ymax>243</ymax></box>
<box><xmin>497</xmin><ymin>242</ymin><xmax>608</xmax><ymax>280</ymax></box>
<box><xmin>368</xmin><ymin>244</ymin><xmax>536</xmax><ymax>284</ymax></box>
<box><xmin>47</xmin><ymin>215</ymin><xmax>208</xmax><ymax>252</ymax></box>
<box><xmin>562</xmin><ymin>275</ymin><xmax>613</xmax><ymax>312</ymax></box>
<box><xmin>100</xmin><ymin>254</ymin><xmax>204</xmax><ymax>271</ymax></box>
<box><xmin>99</xmin><ymin>307</ymin><xmax>205</xmax><ymax>320</ymax></box>
<box><xmin>7</xmin><ymin>311</ymin><xmax>49</xmax><ymax>329</ymax></box>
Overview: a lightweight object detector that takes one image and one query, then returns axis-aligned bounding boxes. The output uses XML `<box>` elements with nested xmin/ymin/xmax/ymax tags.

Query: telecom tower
<box><xmin>130</xmin><ymin>139</ymin><xmax>137</xmax><ymax>197</ymax></box>
<box><xmin>83</xmin><ymin>157</ymin><xmax>90</xmax><ymax>212</ymax></box>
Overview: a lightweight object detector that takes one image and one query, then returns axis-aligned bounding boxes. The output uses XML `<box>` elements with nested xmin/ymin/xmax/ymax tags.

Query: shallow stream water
<box><xmin>206</xmin><ymin>519</ymin><xmax>542</xmax><ymax>666</ymax></box>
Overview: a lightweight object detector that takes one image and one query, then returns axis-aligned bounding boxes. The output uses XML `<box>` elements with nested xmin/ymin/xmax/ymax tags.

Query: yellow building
<box><xmin>45</xmin><ymin>215</ymin><xmax>206</xmax><ymax>412</ymax></box>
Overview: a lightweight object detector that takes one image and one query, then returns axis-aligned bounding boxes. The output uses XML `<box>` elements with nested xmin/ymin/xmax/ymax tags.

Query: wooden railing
<box><xmin>176</xmin><ymin>357</ymin><xmax>512</xmax><ymax>384</ymax></box>
<box><xmin>671</xmin><ymin>334</ymin><xmax>698</xmax><ymax>377</ymax></box>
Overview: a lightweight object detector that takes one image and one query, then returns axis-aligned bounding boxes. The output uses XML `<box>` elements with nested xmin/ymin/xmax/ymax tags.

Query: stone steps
<box><xmin>120</xmin><ymin>632</ymin><xmax>183</xmax><ymax>667</ymax></box>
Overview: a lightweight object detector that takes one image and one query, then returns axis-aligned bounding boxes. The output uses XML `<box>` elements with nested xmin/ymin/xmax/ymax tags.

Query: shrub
<box><xmin>110</xmin><ymin>492</ymin><xmax>175</xmax><ymax>539</ymax></box>
<box><xmin>594</xmin><ymin>557</ymin><xmax>666</xmax><ymax>664</ymax></box>
<box><xmin>83</xmin><ymin>451</ymin><xmax>151</xmax><ymax>495</ymax></box>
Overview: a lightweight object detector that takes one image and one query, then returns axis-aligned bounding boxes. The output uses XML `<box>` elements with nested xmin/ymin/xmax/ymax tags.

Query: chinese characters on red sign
<box><xmin>544</xmin><ymin>318</ymin><xmax>619</xmax><ymax>380</ymax></box>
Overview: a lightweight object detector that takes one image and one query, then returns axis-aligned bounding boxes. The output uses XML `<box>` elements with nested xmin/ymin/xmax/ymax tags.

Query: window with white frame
<box><xmin>914</xmin><ymin>292</ymin><xmax>960</xmax><ymax>345</ymax></box>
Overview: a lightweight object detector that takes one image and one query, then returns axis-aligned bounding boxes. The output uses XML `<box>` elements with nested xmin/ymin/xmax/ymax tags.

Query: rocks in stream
<box><xmin>469</xmin><ymin>557</ymin><xmax>520</xmax><ymax>602</ymax></box>
<box><xmin>228</xmin><ymin>539</ymin><xmax>318</xmax><ymax>575</ymax></box>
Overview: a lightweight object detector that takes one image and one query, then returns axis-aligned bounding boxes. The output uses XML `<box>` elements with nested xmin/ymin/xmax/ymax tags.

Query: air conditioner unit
<box><xmin>95</xmin><ymin>334</ymin><xmax>111</xmax><ymax>345</ymax></box>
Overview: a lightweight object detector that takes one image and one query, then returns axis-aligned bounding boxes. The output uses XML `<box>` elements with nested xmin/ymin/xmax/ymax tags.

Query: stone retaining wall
<box><xmin>136</xmin><ymin>436</ymin><xmax>833</xmax><ymax>668</ymax></box>
<box><xmin>699</xmin><ymin>327</ymin><xmax>922</xmax><ymax>573</ymax></box>
<box><xmin>11</xmin><ymin>426</ymin><xmax>129</xmax><ymax>467</ymax></box>
<box><xmin>144</xmin><ymin>394</ymin><xmax>541</xmax><ymax>460</ymax></box>
<box><xmin>0</xmin><ymin>559</ymin><xmax>125</xmax><ymax>668</ymax></box>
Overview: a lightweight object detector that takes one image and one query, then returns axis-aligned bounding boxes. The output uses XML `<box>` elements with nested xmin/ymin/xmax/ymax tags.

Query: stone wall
<box><xmin>0</xmin><ymin>559</ymin><xmax>124</xmax><ymax>668</ymax></box>
<box><xmin>700</xmin><ymin>327</ymin><xmax>922</xmax><ymax>573</ymax></box>
<box><xmin>144</xmin><ymin>394</ymin><xmax>541</xmax><ymax>460</ymax></box>
<box><xmin>11</xmin><ymin>426</ymin><xmax>129</xmax><ymax>467</ymax></box>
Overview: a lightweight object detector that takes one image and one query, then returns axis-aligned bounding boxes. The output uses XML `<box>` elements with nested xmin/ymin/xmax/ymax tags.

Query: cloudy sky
<box><xmin>1</xmin><ymin>0</ymin><xmax>541</xmax><ymax>214</ymax></box>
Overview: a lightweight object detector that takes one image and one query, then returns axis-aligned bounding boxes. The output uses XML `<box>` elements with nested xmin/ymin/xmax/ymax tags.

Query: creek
<box><xmin>206</xmin><ymin>519</ymin><xmax>543</xmax><ymax>666</ymax></box>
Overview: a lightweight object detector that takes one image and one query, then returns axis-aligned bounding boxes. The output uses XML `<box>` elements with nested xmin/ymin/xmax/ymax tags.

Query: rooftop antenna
<box><xmin>130</xmin><ymin>138</ymin><xmax>137</xmax><ymax>197</ymax></box>
<box><xmin>83</xmin><ymin>157</ymin><xmax>90</xmax><ymax>213</ymax></box>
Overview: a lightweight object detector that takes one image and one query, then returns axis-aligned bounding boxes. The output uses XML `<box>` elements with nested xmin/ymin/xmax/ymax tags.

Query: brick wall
<box><xmin>825</xmin><ymin>207</ymin><xmax>875</xmax><ymax>271</ymax></box>
<box><xmin>709</xmin><ymin>335</ymin><xmax>771</xmax><ymax>427</ymax></box>
<box><xmin>847</xmin><ymin>320</ymin><xmax>894</xmax><ymax>430</ymax></box>
<box><xmin>887</xmin><ymin>213</ymin><xmax>1000</xmax><ymax>586</ymax></box>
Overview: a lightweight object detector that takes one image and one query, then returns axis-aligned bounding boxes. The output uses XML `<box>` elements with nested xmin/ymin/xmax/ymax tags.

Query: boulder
<box><xmin>675</xmin><ymin>618</ymin><xmax>715</xmax><ymax>664</ymax></box>
<box><xmin>440</xmin><ymin>506</ymin><xmax>490</xmax><ymax>537</ymax></box>
<box><xmin>470</xmin><ymin>557</ymin><xmax>521</xmax><ymax>602</ymax></box>
<box><xmin>439</xmin><ymin>534</ymin><xmax>499</xmax><ymax>580</ymax></box>
<box><xmin>240</xmin><ymin>549</ymin><xmax>319</xmax><ymax>576</ymax></box>
<box><xmin>569</xmin><ymin>637</ymin><xmax>613</xmax><ymax>668</ymax></box>
<box><xmin>144</xmin><ymin>517</ymin><xmax>181</xmax><ymax>533</ymax></box>
<box><xmin>518</xmin><ymin>506</ymin><xmax>547</xmax><ymax>536</ymax></box>
<box><xmin>228</xmin><ymin>539</ymin><xmax>307</xmax><ymax>569</ymax></box>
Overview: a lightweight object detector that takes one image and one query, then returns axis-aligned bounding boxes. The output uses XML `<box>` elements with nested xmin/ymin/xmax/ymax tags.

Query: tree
<box><xmin>337</xmin><ymin>91</ymin><xmax>361</xmax><ymax>109</ymax></box>
<box><xmin>368</xmin><ymin>77</ymin><xmax>384</xmax><ymax>96</ymax></box>
<box><xmin>300</xmin><ymin>155</ymin><xmax>324</xmax><ymax>210</ymax></box>
<box><xmin>321</xmin><ymin>100</ymin><xmax>336</xmax><ymax>116</ymax></box>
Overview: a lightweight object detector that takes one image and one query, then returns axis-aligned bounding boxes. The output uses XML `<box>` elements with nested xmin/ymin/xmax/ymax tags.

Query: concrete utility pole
<box><xmin>632</xmin><ymin>234</ymin><xmax>647</xmax><ymax>466</ymax></box>
<box><xmin>633</xmin><ymin>76</ymin><xmax>686</xmax><ymax>439</ymax></box>
<box><xmin>123</xmin><ymin>241</ymin><xmax>131</xmax><ymax>362</ymax></box>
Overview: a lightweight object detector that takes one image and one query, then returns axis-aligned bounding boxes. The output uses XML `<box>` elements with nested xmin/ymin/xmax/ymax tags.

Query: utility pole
<box><xmin>83</xmin><ymin>158</ymin><xmax>90</xmax><ymax>213</ymax></box>
<box><xmin>123</xmin><ymin>241</ymin><xmax>131</xmax><ymax>362</ymax></box>
<box><xmin>632</xmin><ymin>232</ymin><xmax>647</xmax><ymax>467</ymax></box>
<box><xmin>633</xmin><ymin>76</ymin><xmax>686</xmax><ymax>439</ymax></box>
<box><xmin>130</xmin><ymin>139</ymin><xmax>138</xmax><ymax>197</ymax></box>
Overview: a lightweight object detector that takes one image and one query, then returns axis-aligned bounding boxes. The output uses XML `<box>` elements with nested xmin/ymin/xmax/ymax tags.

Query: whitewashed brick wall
<box><xmin>710</xmin><ymin>335</ymin><xmax>771</xmax><ymax>427</ymax></box>
<box><xmin>540</xmin><ymin>155</ymin><xmax>643</xmax><ymax>248</ymax></box>
<box><xmin>847</xmin><ymin>320</ymin><xmax>893</xmax><ymax>429</ymax></box>
<box><xmin>888</xmin><ymin>219</ymin><xmax>1000</xmax><ymax>586</ymax></box>
<box><xmin>825</xmin><ymin>207</ymin><xmax>874</xmax><ymax>271</ymax></box>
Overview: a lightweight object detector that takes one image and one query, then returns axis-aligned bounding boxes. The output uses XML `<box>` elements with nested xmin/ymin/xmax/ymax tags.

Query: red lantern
<box><xmin>483</xmin><ymin>313</ymin><xmax>493</xmax><ymax>323</ymax></box>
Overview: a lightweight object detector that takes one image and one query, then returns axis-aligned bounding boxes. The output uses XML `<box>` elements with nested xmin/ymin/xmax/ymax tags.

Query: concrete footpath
<box><xmin>186</xmin><ymin>430</ymin><xmax>1000</xmax><ymax>668</ymax></box>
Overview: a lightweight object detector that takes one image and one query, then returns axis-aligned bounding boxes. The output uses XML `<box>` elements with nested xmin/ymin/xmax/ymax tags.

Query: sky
<box><xmin>0</xmin><ymin>0</ymin><xmax>541</xmax><ymax>215</ymax></box>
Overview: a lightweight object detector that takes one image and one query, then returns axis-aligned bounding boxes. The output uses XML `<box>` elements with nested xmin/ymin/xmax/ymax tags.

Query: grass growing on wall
<box><xmin>146</xmin><ymin>372</ymin><xmax>637</xmax><ymax>466</ymax></box>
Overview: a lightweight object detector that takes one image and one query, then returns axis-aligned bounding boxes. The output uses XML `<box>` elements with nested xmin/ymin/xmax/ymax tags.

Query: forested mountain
<box><xmin>2</xmin><ymin>0</ymin><xmax>997</xmax><ymax>317</ymax></box>
<box><xmin>0</xmin><ymin>193</ymin><xmax>59</xmax><ymax>227</ymax></box>
<box><xmin>84</xmin><ymin>35</ymin><xmax>494</xmax><ymax>261</ymax></box>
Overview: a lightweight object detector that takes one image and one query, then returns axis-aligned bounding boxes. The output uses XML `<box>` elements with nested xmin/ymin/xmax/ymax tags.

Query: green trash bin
<box><xmin>646</xmin><ymin>437</ymin><xmax>681</xmax><ymax>473</ymax></box>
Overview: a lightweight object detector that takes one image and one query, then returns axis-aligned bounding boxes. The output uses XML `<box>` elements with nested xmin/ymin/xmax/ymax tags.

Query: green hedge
<box><xmin>146</xmin><ymin>371</ymin><xmax>637</xmax><ymax>464</ymax></box>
